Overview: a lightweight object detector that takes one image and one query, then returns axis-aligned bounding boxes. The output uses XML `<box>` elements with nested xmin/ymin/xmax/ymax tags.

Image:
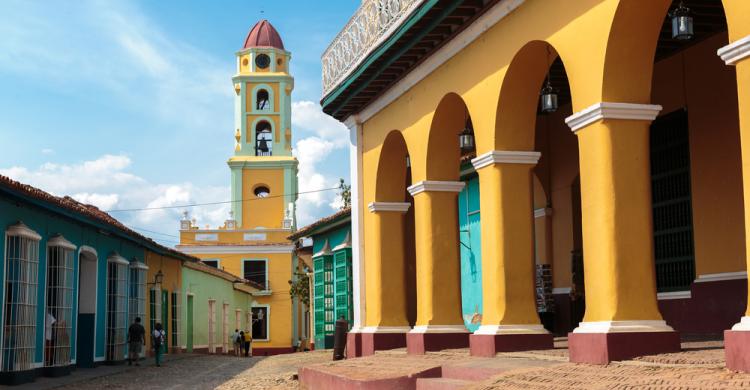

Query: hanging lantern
<box><xmin>458</xmin><ymin>119</ymin><xmax>475</xmax><ymax>152</ymax></box>
<box><xmin>540</xmin><ymin>80</ymin><xmax>558</xmax><ymax>113</ymax></box>
<box><xmin>671</xmin><ymin>2</ymin><xmax>694</xmax><ymax>40</ymax></box>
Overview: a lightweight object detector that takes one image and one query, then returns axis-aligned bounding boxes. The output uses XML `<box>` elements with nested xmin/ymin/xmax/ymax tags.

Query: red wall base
<box><xmin>251</xmin><ymin>347</ymin><xmax>295</xmax><ymax>356</ymax></box>
<box><xmin>346</xmin><ymin>332</ymin><xmax>363</xmax><ymax>358</ymax></box>
<box><xmin>469</xmin><ymin>333</ymin><xmax>554</xmax><ymax>357</ymax></box>
<box><xmin>361</xmin><ymin>332</ymin><xmax>407</xmax><ymax>356</ymax></box>
<box><xmin>724</xmin><ymin>330</ymin><xmax>750</xmax><ymax>372</ymax></box>
<box><xmin>406</xmin><ymin>332</ymin><xmax>469</xmax><ymax>355</ymax></box>
<box><xmin>569</xmin><ymin>331</ymin><xmax>681</xmax><ymax>364</ymax></box>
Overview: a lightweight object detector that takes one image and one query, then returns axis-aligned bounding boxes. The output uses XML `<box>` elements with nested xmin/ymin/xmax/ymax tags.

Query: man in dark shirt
<box><xmin>127</xmin><ymin>317</ymin><xmax>146</xmax><ymax>366</ymax></box>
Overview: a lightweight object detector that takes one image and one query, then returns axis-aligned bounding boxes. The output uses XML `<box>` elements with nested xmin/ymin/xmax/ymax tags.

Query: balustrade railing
<box><xmin>321</xmin><ymin>0</ymin><xmax>425</xmax><ymax>97</ymax></box>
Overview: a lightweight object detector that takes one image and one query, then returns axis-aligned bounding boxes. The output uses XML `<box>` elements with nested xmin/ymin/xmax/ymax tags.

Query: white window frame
<box><xmin>242</xmin><ymin>258</ymin><xmax>269</xmax><ymax>290</ymax></box>
<box><xmin>201</xmin><ymin>259</ymin><xmax>221</xmax><ymax>269</ymax></box>
<box><xmin>250</xmin><ymin>304</ymin><xmax>270</xmax><ymax>342</ymax></box>
<box><xmin>1</xmin><ymin>223</ymin><xmax>41</xmax><ymax>373</ymax></box>
<box><xmin>105</xmin><ymin>254</ymin><xmax>129</xmax><ymax>362</ymax></box>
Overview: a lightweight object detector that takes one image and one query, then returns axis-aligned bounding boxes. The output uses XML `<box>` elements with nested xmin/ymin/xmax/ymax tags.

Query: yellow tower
<box><xmin>177</xmin><ymin>20</ymin><xmax>301</xmax><ymax>355</ymax></box>
<box><xmin>231</xmin><ymin>19</ymin><xmax>298</xmax><ymax>229</ymax></box>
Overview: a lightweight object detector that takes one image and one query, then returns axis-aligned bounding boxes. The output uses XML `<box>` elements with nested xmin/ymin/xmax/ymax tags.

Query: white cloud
<box><xmin>41</xmin><ymin>148</ymin><xmax>54</xmax><ymax>155</ymax></box>
<box><xmin>0</xmin><ymin>155</ymin><xmax>229</xmax><ymax>246</ymax></box>
<box><xmin>291</xmin><ymin>101</ymin><xmax>351</xmax><ymax>226</ymax></box>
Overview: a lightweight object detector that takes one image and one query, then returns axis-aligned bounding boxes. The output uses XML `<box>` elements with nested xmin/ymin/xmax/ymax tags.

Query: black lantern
<box><xmin>671</xmin><ymin>2</ymin><xmax>694</xmax><ymax>40</ymax></box>
<box><xmin>540</xmin><ymin>80</ymin><xmax>558</xmax><ymax>113</ymax></box>
<box><xmin>154</xmin><ymin>270</ymin><xmax>164</xmax><ymax>285</ymax></box>
<box><xmin>458</xmin><ymin>118</ymin><xmax>475</xmax><ymax>152</ymax></box>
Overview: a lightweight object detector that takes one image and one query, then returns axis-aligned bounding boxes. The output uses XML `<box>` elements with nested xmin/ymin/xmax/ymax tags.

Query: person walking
<box><xmin>232</xmin><ymin>329</ymin><xmax>242</xmax><ymax>357</ymax></box>
<box><xmin>243</xmin><ymin>329</ymin><xmax>252</xmax><ymax>357</ymax></box>
<box><xmin>152</xmin><ymin>323</ymin><xmax>165</xmax><ymax>367</ymax></box>
<box><xmin>127</xmin><ymin>317</ymin><xmax>145</xmax><ymax>366</ymax></box>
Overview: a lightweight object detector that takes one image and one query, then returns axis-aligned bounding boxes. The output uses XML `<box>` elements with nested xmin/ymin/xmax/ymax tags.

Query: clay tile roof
<box><xmin>0</xmin><ymin>174</ymin><xmax>200</xmax><ymax>263</ymax></box>
<box><xmin>243</xmin><ymin>19</ymin><xmax>285</xmax><ymax>50</ymax></box>
<box><xmin>288</xmin><ymin>207</ymin><xmax>351</xmax><ymax>241</ymax></box>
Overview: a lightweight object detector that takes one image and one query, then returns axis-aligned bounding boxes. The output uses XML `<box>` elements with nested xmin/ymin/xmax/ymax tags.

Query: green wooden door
<box><xmin>161</xmin><ymin>290</ymin><xmax>169</xmax><ymax>353</ymax></box>
<box><xmin>186</xmin><ymin>295</ymin><xmax>193</xmax><ymax>353</ymax></box>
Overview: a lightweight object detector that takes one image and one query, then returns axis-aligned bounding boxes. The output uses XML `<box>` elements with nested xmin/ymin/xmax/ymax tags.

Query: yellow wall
<box><xmin>180</xmin><ymin>229</ymin><xmax>291</xmax><ymax>245</ymax></box>
<box><xmin>242</xmin><ymin>168</ymin><xmax>286</xmax><ymax>229</ymax></box>
<box><xmin>144</xmin><ymin>250</ymin><xmax>183</xmax><ymax>350</ymax></box>
<box><xmin>188</xmin><ymin>252</ymin><xmax>293</xmax><ymax>349</ymax></box>
<box><xmin>246</xmin><ymin>82</ymin><xmax>281</xmax><ymax>113</ymax></box>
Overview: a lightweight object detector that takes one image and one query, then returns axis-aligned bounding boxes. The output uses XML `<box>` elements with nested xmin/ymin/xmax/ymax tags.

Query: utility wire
<box><xmin>105</xmin><ymin>187</ymin><xmax>338</xmax><ymax>213</ymax></box>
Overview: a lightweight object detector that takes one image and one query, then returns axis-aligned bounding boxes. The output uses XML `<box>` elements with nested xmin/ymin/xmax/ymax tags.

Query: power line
<box><xmin>105</xmin><ymin>187</ymin><xmax>339</xmax><ymax>213</ymax></box>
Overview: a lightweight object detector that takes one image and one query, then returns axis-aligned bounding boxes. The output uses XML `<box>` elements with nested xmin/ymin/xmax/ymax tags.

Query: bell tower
<box><xmin>229</xmin><ymin>19</ymin><xmax>298</xmax><ymax>230</ymax></box>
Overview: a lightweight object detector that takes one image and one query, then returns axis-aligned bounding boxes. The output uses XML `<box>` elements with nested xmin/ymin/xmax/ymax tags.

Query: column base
<box><xmin>346</xmin><ymin>332</ymin><xmax>363</xmax><ymax>359</ymax></box>
<box><xmin>568</xmin><ymin>331</ymin><xmax>680</xmax><ymax>364</ymax></box>
<box><xmin>361</xmin><ymin>332</ymin><xmax>408</xmax><ymax>356</ymax></box>
<box><xmin>407</xmin><ymin>326</ymin><xmax>469</xmax><ymax>355</ymax></box>
<box><xmin>470</xmin><ymin>333</ymin><xmax>554</xmax><ymax>357</ymax></box>
<box><xmin>725</xmin><ymin>327</ymin><xmax>750</xmax><ymax>372</ymax></box>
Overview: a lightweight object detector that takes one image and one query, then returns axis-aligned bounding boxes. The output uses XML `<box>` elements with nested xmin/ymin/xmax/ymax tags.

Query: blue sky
<box><xmin>0</xmin><ymin>0</ymin><xmax>358</xmax><ymax>245</ymax></box>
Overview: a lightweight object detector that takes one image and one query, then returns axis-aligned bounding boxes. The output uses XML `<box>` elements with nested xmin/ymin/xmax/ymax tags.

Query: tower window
<box><xmin>254</xmin><ymin>186</ymin><xmax>270</xmax><ymax>198</ymax></box>
<box><xmin>255</xmin><ymin>121</ymin><xmax>273</xmax><ymax>156</ymax></box>
<box><xmin>256</xmin><ymin>89</ymin><xmax>270</xmax><ymax>111</ymax></box>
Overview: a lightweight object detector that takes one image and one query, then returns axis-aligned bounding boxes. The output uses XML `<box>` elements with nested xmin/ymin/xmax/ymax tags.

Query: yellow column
<box><xmin>471</xmin><ymin>151</ymin><xmax>547</xmax><ymax>331</ymax></box>
<box><xmin>407</xmin><ymin>181</ymin><xmax>466</xmax><ymax>331</ymax></box>
<box><xmin>565</xmin><ymin>103</ymin><xmax>671</xmax><ymax>330</ymax></box>
<box><xmin>719</xmin><ymin>32</ymin><xmax>750</xmax><ymax>372</ymax></box>
<box><xmin>363</xmin><ymin>202</ymin><xmax>411</xmax><ymax>330</ymax></box>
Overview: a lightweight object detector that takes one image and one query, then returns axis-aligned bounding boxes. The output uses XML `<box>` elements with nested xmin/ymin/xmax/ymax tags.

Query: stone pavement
<box><xmin>300</xmin><ymin>339</ymin><xmax>750</xmax><ymax>389</ymax></box>
<box><xmin>12</xmin><ymin>350</ymin><xmax>332</xmax><ymax>390</ymax></box>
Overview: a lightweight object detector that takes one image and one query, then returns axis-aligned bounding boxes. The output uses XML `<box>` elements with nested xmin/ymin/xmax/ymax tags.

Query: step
<box><xmin>416</xmin><ymin>377</ymin><xmax>474</xmax><ymax>390</ymax></box>
<box><xmin>442</xmin><ymin>356</ymin><xmax>558</xmax><ymax>381</ymax></box>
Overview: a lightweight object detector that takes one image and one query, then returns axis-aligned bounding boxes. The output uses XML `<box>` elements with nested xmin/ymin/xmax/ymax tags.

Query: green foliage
<box><xmin>288</xmin><ymin>272</ymin><xmax>310</xmax><ymax>307</ymax></box>
<box><xmin>338</xmin><ymin>178</ymin><xmax>351</xmax><ymax>209</ymax></box>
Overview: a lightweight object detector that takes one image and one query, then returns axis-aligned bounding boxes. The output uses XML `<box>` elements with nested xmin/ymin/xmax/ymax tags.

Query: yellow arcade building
<box><xmin>322</xmin><ymin>0</ymin><xmax>750</xmax><ymax>368</ymax></box>
<box><xmin>177</xmin><ymin>19</ymin><xmax>301</xmax><ymax>355</ymax></box>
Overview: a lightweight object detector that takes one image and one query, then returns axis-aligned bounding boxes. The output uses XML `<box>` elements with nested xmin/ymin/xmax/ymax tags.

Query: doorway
<box><xmin>76</xmin><ymin>249</ymin><xmax>97</xmax><ymax>368</ymax></box>
<box><xmin>186</xmin><ymin>295</ymin><xmax>193</xmax><ymax>353</ymax></box>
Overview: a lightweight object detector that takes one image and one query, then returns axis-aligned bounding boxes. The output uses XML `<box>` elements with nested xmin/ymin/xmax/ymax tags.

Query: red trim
<box><xmin>299</xmin><ymin>364</ymin><xmax>441</xmax><ymax>389</ymax></box>
<box><xmin>361</xmin><ymin>332</ymin><xmax>407</xmax><ymax>356</ymax></box>
<box><xmin>346</xmin><ymin>333</ymin><xmax>363</xmax><ymax>358</ymax></box>
<box><xmin>725</xmin><ymin>330</ymin><xmax>750</xmax><ymax>372</ymax></box>
<box><xmin>406</xmin><ymin>332</ymin><xmax>469</xmax><ymax>355</ymax></box>
<box><xmin>568</xmin><ymin>331</ymin><xmax>680</xmax><ymax>364</ymax></box>
<box><xmin>250</xmin><ymin>347</ymin><xmax>295</xmax><ymax>356</ymax></box>
<box><xmin>469</xmin><ymin>333</ymin><xmax>553</xmax><ymax>357</ymax></box>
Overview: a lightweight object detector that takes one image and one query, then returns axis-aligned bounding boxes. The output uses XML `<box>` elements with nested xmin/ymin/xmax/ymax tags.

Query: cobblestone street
<box><xmin>20</xmin><ymin>350</ymin><xmax>331</xmax><ymax>390</ymax></box>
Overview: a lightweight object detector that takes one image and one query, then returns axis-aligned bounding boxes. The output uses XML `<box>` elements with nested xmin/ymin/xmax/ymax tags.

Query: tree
<box><xmin>338</xmin><ymin>178</ymin><xmax>351</xmax><ymax>209</ymax></box>
<box><xmin>288</xmin><ymin>272</ymin><xmax>310</xmax><ymax>307</ymax></box>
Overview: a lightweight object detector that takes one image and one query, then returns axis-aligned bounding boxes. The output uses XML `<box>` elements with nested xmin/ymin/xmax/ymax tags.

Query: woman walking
<box><xmin>152</xmin><ymin>323</ymin><xmax>165</xmax><ymax>367</ymax></box>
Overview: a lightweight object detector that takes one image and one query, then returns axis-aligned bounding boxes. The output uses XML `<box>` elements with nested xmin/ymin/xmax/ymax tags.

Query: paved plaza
<box><xmin>8</xmin><ymin>340</ymin><xmax>750</xmax><ymax>389</ymax></box>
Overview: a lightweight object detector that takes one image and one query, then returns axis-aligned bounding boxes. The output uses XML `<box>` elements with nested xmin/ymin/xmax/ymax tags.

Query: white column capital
<box><xmin>367</xmin><ymin>202</ymin><xmax>411</xmax><ymax>213</ymax></box>
<box><xmin>407</xmin><ymin>180</ymin><xmax>465</xmax><ymax>196</ymax></box>
<box><xmin>471</xmin><ymin>150</ymin><xmax>541</xmax><ymax>170</ymax></box>
<box><xmin>565</xmin><ymin>102</ymin><xmax>663</xmax><ymax>133</ymax></box>
<box><xmin>718</xmin><ymin>34</ymin><xmax>750</xmax><ymax>66</ymax></box>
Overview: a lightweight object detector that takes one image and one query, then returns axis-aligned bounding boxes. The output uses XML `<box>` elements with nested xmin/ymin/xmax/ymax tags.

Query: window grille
<box><xmin>650</xmin><ymin>110</ymin><xmax>695</xmax><ymax>292</ymax></box>
<box><xmin>1</xmin><ymin>223</ymin><xmax>40</xmax><ymax>373</ymax></box>
<box><xmin>105</xmin><ymin>255</ymin><xmax>128</xmax><ymax>362</ymax></box>
<box><xmin>171</xmin><ymin>291</ymin><xmax>180</xmax><ymax>348</ymax></box>
<box><xmin>222</xmin><ymin>303</ymin><xmax>229</xmax><ymax>353</ymax></box>
<box><xmin>128</xmin><ymin>262</ymin><xmax>147</xmax><ymax>335</ymax></box>
<box><xmin>44</xmin><ymin>236</ymin><xmax>75</xmax><ymax>368</ymax></box>
<box><xmin>207</xmin><ymin>299</ymin><xmax>216</xmax><ymax>353</ymax></box>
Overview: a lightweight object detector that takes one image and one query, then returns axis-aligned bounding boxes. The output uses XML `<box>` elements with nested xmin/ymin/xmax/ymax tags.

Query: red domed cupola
<box><xmin>243</xmin><ymin>19</ymin><xmax>285</xmax><ymax>50</ymax></box>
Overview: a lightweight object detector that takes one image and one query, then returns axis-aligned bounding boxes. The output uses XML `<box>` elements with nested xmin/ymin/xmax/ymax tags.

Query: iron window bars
<box><xmin>44</xmin><ymin>235</ymin><xmax>76</xmax><ymax>368</ymax></box>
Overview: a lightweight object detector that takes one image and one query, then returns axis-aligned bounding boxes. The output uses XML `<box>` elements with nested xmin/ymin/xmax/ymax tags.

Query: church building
<box><xmin>177</xmin><ymin>20</ymin><xmax>301</xmax><ymax>355</ymax></box>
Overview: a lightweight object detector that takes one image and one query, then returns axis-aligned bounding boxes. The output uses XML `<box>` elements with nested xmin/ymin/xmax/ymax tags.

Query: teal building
<box><xmin>289</xmin><ymin>208</ymin><xmax>352</xmax><ymax>349</ymax></box>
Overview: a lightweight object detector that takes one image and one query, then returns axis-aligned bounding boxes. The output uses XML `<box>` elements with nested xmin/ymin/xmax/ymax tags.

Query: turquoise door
<box><xmin>459</xmin><ymin>174</ymin><xmax>482</xmax><ymax>332</ymax></box>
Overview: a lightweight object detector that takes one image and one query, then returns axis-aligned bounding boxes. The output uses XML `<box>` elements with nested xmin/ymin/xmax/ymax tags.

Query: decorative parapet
<box><xmin>321</xmin><ymin>0</ymin><xmax>425</xmax><ymax>97</ymax></box>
